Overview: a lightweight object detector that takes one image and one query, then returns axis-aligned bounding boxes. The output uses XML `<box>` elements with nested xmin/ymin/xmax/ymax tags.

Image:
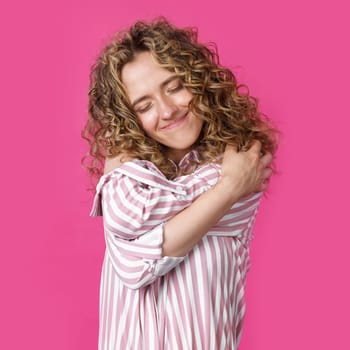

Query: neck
<box><xmin>166</xmin><ymin>148</ymin><xmax>192</xmax><ymax>164</ymax></box>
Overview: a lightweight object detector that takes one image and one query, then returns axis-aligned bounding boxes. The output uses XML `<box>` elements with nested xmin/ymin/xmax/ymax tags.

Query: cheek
<box><xmin>181</xmin><ymin>90</ymin><xmax>193</xmax><ymax>105</ymax></box>
<box><xmin>138</xmin><ymin>113</ymin><xmax>157</xmax><ymax>136</ymax></box>
<box><xmin>195</xmin><ymin>119</ymin><xmax>204</xmax><ymax>135</ymax></box>
<box><xmin>172</xmin><ymin>88</ymin><xmax>193</xmax><ymax>106</ymax></box>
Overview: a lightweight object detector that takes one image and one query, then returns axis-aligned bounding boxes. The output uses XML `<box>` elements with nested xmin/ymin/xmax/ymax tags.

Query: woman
<box><xmin>83</xmin><ymin>18</ymin><xmax>277</xmax><ymax>350</ymax></box>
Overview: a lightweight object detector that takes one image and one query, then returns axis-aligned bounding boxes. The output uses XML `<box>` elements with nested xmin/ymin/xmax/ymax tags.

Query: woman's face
<box><xmin>121</xmin><ymin>51</ymin><xmax>203</xmax><ymax>163</ymax></box>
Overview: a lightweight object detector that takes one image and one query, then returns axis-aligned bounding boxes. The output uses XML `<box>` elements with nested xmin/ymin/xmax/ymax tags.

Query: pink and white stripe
<box><xmin>90</xmin><ymin>151</ymin><xmax>262</xmax><ymax>349</ymax></box>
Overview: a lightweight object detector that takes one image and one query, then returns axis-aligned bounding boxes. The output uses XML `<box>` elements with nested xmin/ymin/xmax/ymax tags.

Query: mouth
<box><xmin>160</xmin><ymin>112</ymin><xmax>188</xmax><ymax>131</ymax></box>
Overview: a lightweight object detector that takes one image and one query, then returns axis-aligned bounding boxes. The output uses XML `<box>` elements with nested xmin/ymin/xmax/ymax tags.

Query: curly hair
<box><xmin>82</xmin><ymin>17</ymin><xmax>278</xmax><ymax>185</ymax></box>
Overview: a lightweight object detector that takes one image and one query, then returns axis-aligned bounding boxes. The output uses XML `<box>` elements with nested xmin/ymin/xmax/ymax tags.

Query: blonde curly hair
<box><xmin>82</xmin><ymin>17</ymin><xmax>278</xmax><ymax>185</ymax></box>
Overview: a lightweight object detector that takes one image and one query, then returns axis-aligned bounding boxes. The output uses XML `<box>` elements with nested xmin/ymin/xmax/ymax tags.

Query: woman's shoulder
<box><xmin>102</xmin><ymin>154</ymin><xmax>164</xmax><ymax>178</ymax></box>
<box><xmin>90</xmin><ymin>159</ymin><xmax>171</xmax><ymax>217</ymax></box>
<box><xmin>96</xmin><ymin>157</ymin><xmax>190</xmax><ymax>200</ymax></box>
<box><xmin>99</xmin><ymin>158</ymin><xmax>166</xmax><ymax>190</ymax></box>
<box><xmin>98</xmin><ymin>150</ymin><xmax>224</xmax><ymax>196</ymax></box>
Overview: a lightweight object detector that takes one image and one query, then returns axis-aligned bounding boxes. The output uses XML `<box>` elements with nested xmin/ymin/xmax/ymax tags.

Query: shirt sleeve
<box><xmin>90</xmin><ymin>160</ymin><xmax>219</xmax><ymax>290</ymax></box>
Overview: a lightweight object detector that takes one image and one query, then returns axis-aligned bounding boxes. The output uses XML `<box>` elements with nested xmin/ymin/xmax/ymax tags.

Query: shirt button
<box><xmin>176</xmin><ymin>186</ymin><xmax>182</xmax><ymax>192</ymax></box>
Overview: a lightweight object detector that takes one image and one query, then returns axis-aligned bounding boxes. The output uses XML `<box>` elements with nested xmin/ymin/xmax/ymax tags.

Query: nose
<box><xmin>157</xmin><ymin>96</ymin><xmax>178</xmax><ymax>120</ymax></box>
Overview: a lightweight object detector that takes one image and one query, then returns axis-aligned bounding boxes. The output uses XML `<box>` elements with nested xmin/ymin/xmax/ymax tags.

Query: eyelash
<box><xmin>137</xmin><ymin>104</ymin><xmax>151</xmax><ymax>113</ymax></box>
<box><xmin>136</xmin><ymin>82</ymin><xmax>184</xmax><ymax>113</ymax></box>
<box><xmin>167</xmin><ymin>83</ymin><xmax>183</xmax><ymax>93</ymax></box>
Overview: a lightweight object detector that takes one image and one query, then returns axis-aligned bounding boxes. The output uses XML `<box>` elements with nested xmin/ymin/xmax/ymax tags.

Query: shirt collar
<box><xmin>167</xmin><ymin>149</ymin><xmax>201</xmax><ymax>173</ymax></box>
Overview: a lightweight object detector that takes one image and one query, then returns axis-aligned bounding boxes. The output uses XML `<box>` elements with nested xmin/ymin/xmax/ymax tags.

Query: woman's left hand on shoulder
<box><xmin>104</xmin><ymin>154</ymin><xmax>133</xmax><ymax>175</ymax></box>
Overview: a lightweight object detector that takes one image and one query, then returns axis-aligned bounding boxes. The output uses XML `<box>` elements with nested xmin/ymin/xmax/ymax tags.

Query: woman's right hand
<box><xmin>219</xmin><ymin>141</ymin><xmax>273</xmax><ymax>201</ymax></box>
<box><xmin>104</xmin><ymin>154</ymin><xmax>133</xmax><ymax>175</ymax></box>
<box><xmin>163</xmin><ymin>141</ymin><xmax>272</xmax><ymax>257</ymax></box>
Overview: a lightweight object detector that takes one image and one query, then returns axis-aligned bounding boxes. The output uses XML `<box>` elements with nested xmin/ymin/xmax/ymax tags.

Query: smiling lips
<box><xmin>161</xmin><ymin>112</ymin><xmax>188</xmax><ymax>131</ymax></box>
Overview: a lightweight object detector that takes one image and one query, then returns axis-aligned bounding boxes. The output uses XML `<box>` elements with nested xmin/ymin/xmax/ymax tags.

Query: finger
<box><xmin>259</xmin><ymin>181</ymin><xmax>269</xmax><ymax>192</ymax></box>
<box><xmin>223</xmin><ymin>143</ymin><xmax>238</xmax><ymax>157</ymax></box>
<box><xmin>248</xmin><ymin>140</ymin><xmax>262</xmax><ymax>154</ymax></box>
<box><xmin>224</xmin><ymin>143</ymin><xmax>238</xmax><ymax>152</ymax></box>
<box><xmin>256</xmin><ymin>177</ymin><xmax>270</xmax><ymax>193</ymax></box>
<box><xmin>260</xmin><ymin>152</ymin><xmax>273</xmax><ymax>167</ymax></box>
<box><xmin>261</xmin><ymin>167</ymin><xmax>273</xmax><ymax>181</ymax></box>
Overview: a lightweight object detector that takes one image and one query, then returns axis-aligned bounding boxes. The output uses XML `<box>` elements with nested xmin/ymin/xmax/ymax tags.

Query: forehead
<box><xmin>121</xmin><ymin>51</ymin><xmax>174</xmax><ymax>100</ymax></box>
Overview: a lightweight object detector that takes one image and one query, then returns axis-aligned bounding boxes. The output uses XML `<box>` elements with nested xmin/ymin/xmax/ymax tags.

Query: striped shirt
<box><xmin>90</xmin><ymin>151</ymin><xmax>262</xmax><ymax>350</ymax></box>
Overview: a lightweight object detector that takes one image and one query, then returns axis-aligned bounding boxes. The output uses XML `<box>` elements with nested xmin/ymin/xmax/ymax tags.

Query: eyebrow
<box><xmin>131</xmin><ymin>75</ymin><xmax>180</xmax><ymax>108</ymax></box>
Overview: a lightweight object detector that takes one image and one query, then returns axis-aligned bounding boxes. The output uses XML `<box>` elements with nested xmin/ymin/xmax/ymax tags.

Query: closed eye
<box><xmin>137</xmin><ymin>103</ymin><xmax>152</xmax><ymax>113</ymax></box>
<box><xmin>167</xmin><ymin>82</ymin><xmax>184</xmax><ymax>93</ymax></box>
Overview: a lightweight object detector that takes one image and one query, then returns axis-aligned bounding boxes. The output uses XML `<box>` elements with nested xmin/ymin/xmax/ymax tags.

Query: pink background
<box><xmin>1</xmin><ymin>0</ymin><xmax>349</xmax><ymax>349</ymax></box>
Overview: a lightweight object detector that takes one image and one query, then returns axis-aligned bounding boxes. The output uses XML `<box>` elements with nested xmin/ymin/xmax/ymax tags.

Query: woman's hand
<box><xmin>219</xmin><ymin>141</ymin><xmax>273</xmax><ymax>201</ymax></box>
<box><xmin>162</xmin><ymin>142</ymin><xmax>272</xmax><ymax>257</ymax></box>
<box><xmin>104</xmin><ymin>154</ymin><xmax>133</xmax><ymax>175</ymax></box>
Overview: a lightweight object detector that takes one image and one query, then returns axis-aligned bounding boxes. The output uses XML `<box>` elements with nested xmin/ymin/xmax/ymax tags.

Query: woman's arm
<box><xmin>98</xmin><ymin>141</ymin><xmax>271</xmax><ymax>289</ymax></box>
<box><xmin>95</xmin><ymin>157</ymin><xmax>220</xmax><ymax>289</ymax></box>
<box><xmin>162</xmin><ymin>142</ymin><xmax>272</xmax><ymax>256</ymax></box>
